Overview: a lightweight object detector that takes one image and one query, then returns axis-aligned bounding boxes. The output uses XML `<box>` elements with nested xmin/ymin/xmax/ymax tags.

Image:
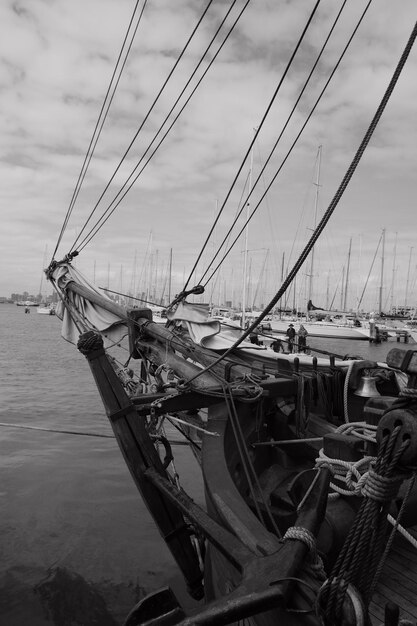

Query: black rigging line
<box><xmin>52</xmin><ymin>0</ymin><xmax>146</xmax><ymax>262</ymax></box>
<box><xmin>75</xmin><ymin>0</ymin><xmax>250</xmax><ymax>254</ymax></box>
<box><xmin>198</xmin><ymin>0</ymin><xmax>348</xmax><ymax>286</ymax></box>
<box><xmin>184</xmin><ymin>15</ymin><xmax>417</xmax><ymax>387</ymax></box>
<box><xmin>70</xmin><ymin>0</ymin><xmax>216</xmax><ymax>254</ymax></box>
<box><xmin>202</xmin><ymin>0</ymin><xmax>372</xmax><ymax>288</ymax></box>
<box><xmin>182</xmin><ymin>0</ymin><xmax>322</xmax><ymax>293</ymax></box>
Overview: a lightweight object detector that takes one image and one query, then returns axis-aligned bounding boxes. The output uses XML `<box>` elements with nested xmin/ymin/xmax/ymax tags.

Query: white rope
<box><xmin>317</xmin><ymin>442</ymin><xmax>417</xmax><ymax>553</ymax></box>
<box><xmin>387</xmin><ymin>514</ymin><xmax>417</xmax><ymax>549</ymax></box>
<box><xmin>343</xmin><ymin>360</ymin><xmax>355</xmax><ymax>423</ymax></box>
<box><xmin>315</xmin><ymin>449</ymin><xmax>375</xmax><ymax>497</ymax></box>
<box><xmin>335</xmin><ymin>421</ymin><xmax>377</xmax><ymax>443</ymax></box>
<box><xmin>166</xmin><ymin>414</ymin><xmax>220</xmax><ymax>436</ymax></box>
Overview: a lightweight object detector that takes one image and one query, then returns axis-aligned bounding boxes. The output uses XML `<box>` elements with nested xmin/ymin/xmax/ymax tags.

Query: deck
<box><xmin>369</xmin><ymin>528</ymin><xmax>417</xmax><ymax>625</ymax></box>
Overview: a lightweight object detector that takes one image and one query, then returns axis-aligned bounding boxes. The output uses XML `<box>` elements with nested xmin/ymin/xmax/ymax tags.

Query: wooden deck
<box><xmin>369</xmin><ymin>529</ymin><xmax>417</xmax><ymax>625</ymax></box>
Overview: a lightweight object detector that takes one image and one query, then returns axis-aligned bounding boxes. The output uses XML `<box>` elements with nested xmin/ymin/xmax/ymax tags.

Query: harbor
<box><xmin>1</xmin><ymin>302</ymin><xmax>416</xmax><ymax>625</ymax></box>
<box><xmin>1</xmin><ymin>1</ymin><xmax>417</xmax><ymax>625</ymax></box>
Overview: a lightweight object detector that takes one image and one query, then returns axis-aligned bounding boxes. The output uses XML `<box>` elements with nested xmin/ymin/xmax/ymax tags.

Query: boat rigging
<box><xmin>46</xmin><ymin>3</ymin><xmax>417</xmax><ymax>625</ymax></box>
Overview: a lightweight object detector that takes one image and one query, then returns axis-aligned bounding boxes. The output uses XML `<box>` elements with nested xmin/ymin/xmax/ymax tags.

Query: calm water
<box><xmin>0</xmin><ymin>304</ymin><xmax>204</xmax><ymax>625</ymax></box>
<box><xmin>0</xmin><ymin>305</ymin><xmax>407</xmax><ymax>625</ymax></box>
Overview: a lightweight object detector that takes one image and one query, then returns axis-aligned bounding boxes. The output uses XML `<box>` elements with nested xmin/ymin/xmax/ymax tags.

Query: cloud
<box><xmin>0</xmin><ymin>0</ymin><xmax>416</xmax><ymax>312</ymax></box>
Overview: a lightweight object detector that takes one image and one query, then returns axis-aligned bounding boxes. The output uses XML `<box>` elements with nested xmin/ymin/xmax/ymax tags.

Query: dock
<box><xmin>395</xmin><ymin>330</ymin><xmax>410</xmax><ymax>343</ymax></box>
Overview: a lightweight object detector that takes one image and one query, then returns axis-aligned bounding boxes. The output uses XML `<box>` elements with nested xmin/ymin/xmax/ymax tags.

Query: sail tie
<box><xmin>283</xmin><ymin>526</ymin><xmax>325</xmax><ymax>579</ymax></box>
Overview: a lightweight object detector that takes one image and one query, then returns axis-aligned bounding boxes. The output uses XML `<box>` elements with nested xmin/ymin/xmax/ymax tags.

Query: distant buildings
<box><xmin>0</xmin><ymin>291</ymin><xmax>58</xmax><ymax>304</ymax></box>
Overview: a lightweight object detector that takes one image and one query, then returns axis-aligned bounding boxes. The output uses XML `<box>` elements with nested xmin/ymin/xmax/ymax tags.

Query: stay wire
<box><xmin>53</xmin><ymin>0</ymin><xmax>146</xmax><ymax>261</ymax></box>
<box><xmin>200</xmin><ymin>0</ymin><xmax>354</xmax><ymax>287</ymax></box>
<box><xmin>71</xmin><ymin>0</ymin><xmax>216</xmax><ymax>254</ymax></box>
<box><xmin>202</xmin><ymin>0</ymin><xmax>372</xmax><ymax>288</ymax></box>
<box><xmin>67</xmin><ymin>0</ymin><xmax>149</xmax><ymax>254</ymax></box>
<box><xmin>74</xmin><ymin>0</ymin><xmax>243</xmax><ymax>254</ymax></box>
<box><xmin>183</xmin><ymin>0</ymin><xmax>322</xmax><ymax>292</ymax></box>
<box><xmin>183</xmin><ymin>14</ymin><xmax>417</xmax><ymax>387</ymax></box>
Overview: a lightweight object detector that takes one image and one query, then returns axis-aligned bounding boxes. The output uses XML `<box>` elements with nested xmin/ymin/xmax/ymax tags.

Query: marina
<box><xmin>1</xmin><ymin>2</ymin><xmax>417</xmax><ymax>626</ymax></box>
<box><xmin>1</xmin><ymin>304</ymin><xmax>415</xmax><ymax>626</ymax></box>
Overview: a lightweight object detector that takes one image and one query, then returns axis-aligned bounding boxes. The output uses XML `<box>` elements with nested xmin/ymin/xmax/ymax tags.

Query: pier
<box><xmin>396</xmin><ymin>330</ymin><xmax>410</xmax><ymax>343</ymax></box>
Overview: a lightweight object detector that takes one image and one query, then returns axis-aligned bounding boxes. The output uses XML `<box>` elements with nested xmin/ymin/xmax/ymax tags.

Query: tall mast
<box><xmin>39</xmin><ymin>245</ymin><xmax>48</xmax><ymax>298</ymax></box>
<box><xmin>405</xmin><ymin>246</ymin><xmax>413</xmax><ymax>312</ymax></box>
<box><xmin>390</xmin><ymin>233</ymin><xmax>397</xmax><ymax>314</ymax></box>
<box><xmin>379</xmin><ymin>228</ymin><xmax>386</xmax><ymax>315</ymax></box>
<box><xmin>326</xmin><ymin>273</ymin><xmax>330</xmax><ymax>310</ymax></box>
<box><xmin>168</xmin><ymin>248</ymin><xmax>172</xmax><ymax>305</ymax></box>
<box><xmin>146</xmin><ymin>231</ymin><xmax>153</xmax><ymax>303</ymax></box>
<box><xmin>340</xmin><ymin>266</ymin><xmax>345</xmax><ymax>310</ymax></box>
<box><xmin>343</xmin><ymin>237</ymin><xmax>352</xmax><ymax>311</ymax></box>
<box><xmin>242</xmin><ymin>131</ymin><xmax>255</xmax><ymax>328</ymax></box>
<box><xmin>307</xmin><ymin>145</ymin><xmax>322</xmax><ymax>315</ymax></box>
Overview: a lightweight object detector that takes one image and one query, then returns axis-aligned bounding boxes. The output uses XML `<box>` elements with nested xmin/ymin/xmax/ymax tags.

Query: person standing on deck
<box><xmin>298</xmin><ymin>324</ymin><xmax>308</xmax><ymax>353</ymax></box>
<box><xmin>270</xmin><ymin>337</ymin><xmax>284</xmax><ymax>353</ymax></box>
<box><xmin>286</xmin><ymin>324</ymin><xmax>296</xmax><ymax>353</ymax></box>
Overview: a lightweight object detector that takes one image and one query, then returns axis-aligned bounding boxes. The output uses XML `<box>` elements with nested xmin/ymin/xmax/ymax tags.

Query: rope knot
<box><xmin>361</xmin><ymin>468</ymin><xmax>402</xmax><ymax>502</ymax></box>
<box><xmin>283</xmin><ymin>526</ymin><xmax>325</xmax><ymax>578</ymax></box>
<box><xmin>77</xmin><ymin>331</ymin><xmax>104</xmax><ymax>355</ymax></box>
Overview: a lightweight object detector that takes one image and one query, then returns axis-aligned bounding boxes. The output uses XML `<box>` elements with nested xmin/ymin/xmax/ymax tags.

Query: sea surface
<box><xmin>0</xmin><ymin>304</ymin><xmax>408</xmax><ymax>625</ymax></box>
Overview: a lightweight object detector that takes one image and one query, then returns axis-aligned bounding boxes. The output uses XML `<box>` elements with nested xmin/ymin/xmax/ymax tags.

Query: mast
<box><xmin>307</xmin><ymin>145</ymin><xmax>322</xmax><ymax>317</ymax></box>
<box><xmin>405</xmin><ymin>246</ymin><xmax>413</xmax><ymax>312</ymax></box>
<box><xmin>168</xmin><ymin>248</ymin><xmax>172</xmax><ymax>304</ymax></box>
<box><xmin>326</xmin><ymin>273</ymin><xmax>330</xmax><ymax>310</ymax></box>
<box><xmin>343</xmin><ymin>237</ymin><xmax>352</xmax><ymax>311</ymax></box>
<box><xmin>340</xmin><ymin>266</ymin><xmax>345</xmax><ymax>310</ymax></box>
<box><xmin>39</xmin><ymin>244</ymin><xmax>48</xmax><ymax>300</ymax></box>
<box><xmin>241</xmin><ymin>131</ymin><xmax>255</xmax><ymax>328</ymax></box>
<box><xmin>390</xmin><ymin>232</ymin><xmax>397</xmax><ymax>314</ymax></box>
<box><xmin>379</xmin><ymin>228</ymin><xmax>386</xmax><ymax>315</ymax></box>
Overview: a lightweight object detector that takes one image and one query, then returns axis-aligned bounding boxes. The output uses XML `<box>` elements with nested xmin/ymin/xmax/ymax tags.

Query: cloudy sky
<box><xmin>1</xmin><ymin>0</ymin><xmax>416</xmax><ymax>312</ymax></box>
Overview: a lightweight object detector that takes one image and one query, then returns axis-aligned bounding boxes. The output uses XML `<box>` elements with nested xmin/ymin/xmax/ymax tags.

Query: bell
<box><xmin>354</xmin><ymin>375</ymin><xmax>380</xmax><ymax>397</ymax></box>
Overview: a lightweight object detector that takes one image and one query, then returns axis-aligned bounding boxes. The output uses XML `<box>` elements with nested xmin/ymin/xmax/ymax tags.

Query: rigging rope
<box><xmin>70</xmin><ymin>0</ymin><xmax>217</xmax><ymax>254</ymax></box>
<box><xmin>201</xmin><ymin>0</ymin><xmax>372</xmax><ymax>288</ymax></box>
<box><xmin>183</xmin><ymin>0</ymin><xmax>322</xmax><ymax>292</ymax></box>
<box><xmin>74</xmin><ymin>0</ymin><xmax>249</xmax><ymax>254</ymax></box>
<box><xmin>53</xmin><ymin>0</ymin><xmax>147</xmax><ymax>261</ymax></box>
<box><xmin>182</xmin><ymin>13</ymin><xmax>417</xmax><ymax>388</ymax></box>
<box><xmin>198</xmin><ymin>0</ymin><xmax>348</xmax><ymax>286</ymax></box>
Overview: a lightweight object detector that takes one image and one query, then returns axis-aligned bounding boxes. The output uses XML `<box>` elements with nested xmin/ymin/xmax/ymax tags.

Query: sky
<box><xmin>1</xmin><ymin>0</ymin><xmax>417</xmax><ymax>313</ymax></box>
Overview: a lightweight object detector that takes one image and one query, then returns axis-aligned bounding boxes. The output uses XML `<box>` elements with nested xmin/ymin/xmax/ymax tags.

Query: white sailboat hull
<box><xmin>270</xmin><ymin>319</ymin><xmax>370</xmax><ymax>340</ymax></box>
<box><xmin>37</xmin><ymin>306</ymin><xmax>56</xmax><ymax>315</ymax></box>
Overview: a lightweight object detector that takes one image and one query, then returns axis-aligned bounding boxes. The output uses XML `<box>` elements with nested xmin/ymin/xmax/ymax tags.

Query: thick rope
<box><xmin>318</xmin><ymin>426</ymin><xmax>411</xmax><ymax>623</ymax></box>
<box><xmin>284</xmin><ymin>526</ymin><xmax>326</xmax><ymax>580</ymax></box>
<box><xmin>343</xmin><ymin>360</ymin><xmax>355</xmax><ymax>423</ymax></box>
<box><xmin>182</xmin><ymin>17</ymin><xmax>417</xmax><ymax>389</ymax></box>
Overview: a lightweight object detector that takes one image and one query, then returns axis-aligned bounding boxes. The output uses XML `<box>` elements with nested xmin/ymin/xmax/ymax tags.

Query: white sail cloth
<box><xmin>52</xmin><ymin>264</ymin><xmax>127</xmax><ymax>346</ymax></box>
<box><xmin>52</xmin><ymin>266</ymin><xmax>261</xmax><ymax>351</ymax></box>
<box><xmin>167</xmin><ymin>301</ymin><xmax>261</xmax><ymax>350</ymax></box>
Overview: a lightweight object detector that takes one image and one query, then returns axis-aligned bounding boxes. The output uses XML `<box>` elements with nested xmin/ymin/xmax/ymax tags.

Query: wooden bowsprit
<box><xmin>76</xmin><ymin>330</ymin><xmax>205</xmax><ymax>601</ymax></box>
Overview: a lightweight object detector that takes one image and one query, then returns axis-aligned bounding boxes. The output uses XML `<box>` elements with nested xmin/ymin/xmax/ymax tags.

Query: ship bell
<box><xmin>354</xmin><ymin>375</ymin><xmax>380</xmax><ymax>397</ymax></box>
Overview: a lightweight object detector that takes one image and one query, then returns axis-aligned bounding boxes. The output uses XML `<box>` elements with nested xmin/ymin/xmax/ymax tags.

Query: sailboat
<box><xmin>46</xmin><ymin>5</ymin><xmax>417</xmax><ymax>626</ymax></box>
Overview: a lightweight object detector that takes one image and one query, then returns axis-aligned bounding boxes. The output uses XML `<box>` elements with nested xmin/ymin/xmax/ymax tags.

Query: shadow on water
<box><xmin>1</xmin><ymin>565</ymin><xmax>147</xmax><ymax>626</ymax></box>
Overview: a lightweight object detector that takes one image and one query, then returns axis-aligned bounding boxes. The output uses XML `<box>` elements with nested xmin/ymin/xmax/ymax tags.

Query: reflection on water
<box><xmin>2</xmin><ymin>565</ymin><xmax>134</xmax><ymax>626</ymax></box>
